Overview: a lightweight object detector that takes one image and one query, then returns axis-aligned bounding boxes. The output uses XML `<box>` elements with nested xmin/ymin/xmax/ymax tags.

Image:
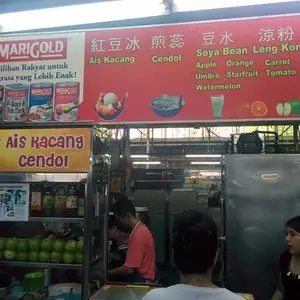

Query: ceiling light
<box><xmin>133</xmin><ymin>161</ymin><xmax>161</xmax><ymax>165</ymax></box>
<box><xmin>185</xmin><ymin>154</ymin><xmax>222</xmax><ymax>158</ymax></box>
<box><xmin>36</xmin><ymin>173</ymin><xmax>52</xmax><ymax>176</ymax></box>
<box><xmin>120</xmin><ymin>154</ymin><xmax>149</xmax><ymax>158</ymax></box>
<box><xmin>190</xmin><ymin>161</ymin><xmax>220</xmax><ymax>165</ymax></box>
<box><xmin>199</xmin><ymin>171</ymin><xmax>221</xmax><ymax>176</ymax></box>
<box><xmin>189</xmin><ymin>170</ymin><xmax>221</xmax><ymax>175</ymax></box>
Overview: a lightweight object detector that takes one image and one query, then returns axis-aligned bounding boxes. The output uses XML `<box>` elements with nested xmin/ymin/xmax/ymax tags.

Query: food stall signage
<box><xmin>0</xmin><ymin>128</ymin><xmax>91</xmax><ymax>172</ymax></box>
<box><xmin>1</xmin><ymin>15</ymin><xmax>300</xmax><ymax>123</ymax></box>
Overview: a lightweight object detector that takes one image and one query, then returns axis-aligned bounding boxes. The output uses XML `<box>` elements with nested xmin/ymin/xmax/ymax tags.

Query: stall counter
<box><xmin>90</xmin><ymin>284</ymin><xmax>157</xmax><ymax>300</ymax></box>
<box><xmin>90</xmin><ymin>284</ymin><xmax>254</xmax><ymax>300</ymax></box>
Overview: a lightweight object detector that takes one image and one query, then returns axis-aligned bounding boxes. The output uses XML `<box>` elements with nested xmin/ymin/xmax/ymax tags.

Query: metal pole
<box><xmin>293</xmin><ymin>125</ymin><xmax>299</xmax><ymax>152</ymax></box>
<box><xmin>101</xmin><ymin>173</ymin><xmax>110</xmax><ymax>284</ymax></box>
<box><xmin>220</xmin><ymin>157</ymin><xmax>227</xmax><ymax>287</ymax></box>
<box><xmin>146</xmin><ymin>128</ymin><xmax>150</xmax><ymax>169</ymax></box>
<box><xmin>164</xmin><ymin>189</ymin><xmax>171</xmax><ymax>267</ymax></box>
<box><xmin>83</xmin><ymin>127</ymin><xmax>94</xmax><ymax>300</ymax></box>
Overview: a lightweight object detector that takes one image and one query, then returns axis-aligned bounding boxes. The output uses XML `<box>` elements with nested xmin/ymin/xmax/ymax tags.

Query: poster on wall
<box><xmin>0</xmin><ymin>32</ymin><xmax>85</xmax><ymax>123</ymax></box>
<box><xmin>1</xmin><ymin>14</ymin><xmax>300</xmax><ymax>124</ymax></box>
<box><xmin>0</xmin><ymin>183</ymin><xmax>30</xmax><ymax>221</ymax></box>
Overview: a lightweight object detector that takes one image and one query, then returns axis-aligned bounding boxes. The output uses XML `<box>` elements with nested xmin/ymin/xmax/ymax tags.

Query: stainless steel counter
<box><xmin>90</xmin><ymin>285</ymin><xmax>157</xmax><ymax>300</ymax></box>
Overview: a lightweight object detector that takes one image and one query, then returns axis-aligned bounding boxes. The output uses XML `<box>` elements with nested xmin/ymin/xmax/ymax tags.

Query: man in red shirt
<box><xmin>108</xmin><ymin>197</ymin><xmax>155</xmax><ymax>283</ymax></box>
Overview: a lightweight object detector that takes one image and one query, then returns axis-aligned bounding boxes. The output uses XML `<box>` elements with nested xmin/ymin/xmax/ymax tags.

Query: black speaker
<box><xmin>236</xmin><ymin>132</ymin><xmax>263</xmax><ymax>154</ymax></box>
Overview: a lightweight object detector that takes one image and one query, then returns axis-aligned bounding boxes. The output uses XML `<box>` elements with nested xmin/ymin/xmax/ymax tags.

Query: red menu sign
<box><xmin>83</xmin><ymin>15</ymin><xmax>300</xmax><ymax>123</ymax></box>
<box><xmin>1</xmin><ymin>15</ymin><xmax>300</xmax><ymax>124</ymax></box>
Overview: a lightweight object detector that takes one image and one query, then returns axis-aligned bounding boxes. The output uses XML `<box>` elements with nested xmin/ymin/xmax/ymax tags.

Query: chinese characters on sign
<box><xmin>258</xmin><ymin>27</ymin><xmax>294</xmax><ymax>42</ymax></box>
<box><xmin>151</xmin><ymin>33</ymin><xmax>185</xmax><ymax>49</ymax></box>
<box><xmin>202</xmin><ymin>32</ymin><xmax>234</xmax><ymax>45</ymax></box>
<box><xmin>91</xmin><ymin>36</ymin><xmax>140</xmax><ymax>52</ymax></box>
<box><xmin>90</xmin><ymin>33</ymin><xmax>186</xmax><ymax>52</ymax></box>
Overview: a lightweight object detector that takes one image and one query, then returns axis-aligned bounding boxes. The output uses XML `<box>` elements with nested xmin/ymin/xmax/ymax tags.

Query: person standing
<box><xmin>143</xmin><ymin>210</ymin><xmax>243</xmax><ymax>299</ymax></box>
<box><xmin>108</xmin><ymin>197</ymin><xmax>155</xmax><ymax>283</ymax></box>
<box><xmin>272</xmin><ymin>216</ymin><xmax>300</xmax><ymax>300</ymax></box>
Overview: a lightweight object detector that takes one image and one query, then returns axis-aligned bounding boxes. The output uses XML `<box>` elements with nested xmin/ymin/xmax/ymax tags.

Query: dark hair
<box><xmin>286</xmin><ymin>216</ymin><xmax>300</xmax><ymax>233</ymax></box>
<box><xmin>172</xmin><ymin>210</ymin><xmax>218</xmax><ymax>274</ymax></box>
<box><xmin>112</xmin><ymin>197</ymin><xmax>136</xmax><ymax>218</ymax></box>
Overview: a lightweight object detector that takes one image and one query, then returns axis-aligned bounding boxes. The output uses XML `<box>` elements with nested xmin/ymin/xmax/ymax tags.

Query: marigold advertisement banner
<box><xmin>0</xmin><ymin>128</ymin><xmax>91</xmax><ymax>172</ymax></box>
<box><xmin>0</xmin><ymin>32</ymin><xmax>84</xmax><ymax>123</ymax></box>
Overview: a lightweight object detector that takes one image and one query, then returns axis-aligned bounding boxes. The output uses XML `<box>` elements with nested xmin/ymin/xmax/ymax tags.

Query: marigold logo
<box><xmin>0</xmin><ymin>38</ymin><xmax>67</xmax><ymax>62</ymax></box>
<box><xmin>56</xmin><ymin>87</ymin><xmax>79</xmax><ymax>95</ymax></box>
<box><xmin>7</xmin><ymin>90</ymin><xmax>26</xmax><ymax>97</ymax></box>
<box><xmin>31</xmin><ymin>88</ymin><xmax>53</xmax><ymax>96</ymax></box>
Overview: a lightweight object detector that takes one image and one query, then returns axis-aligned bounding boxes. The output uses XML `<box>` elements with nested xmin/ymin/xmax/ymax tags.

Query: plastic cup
<box><xmin>24</xmin><ymin>272</ymin><xmax>45</xmax><ymax>292</ymax></box>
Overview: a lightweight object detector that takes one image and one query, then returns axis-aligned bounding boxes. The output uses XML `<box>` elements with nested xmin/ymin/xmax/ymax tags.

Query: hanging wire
<box><xmin>204</xmin><ymin>127</ymin><xmax>228</xmax><ymax>142</ymax></box>
<box><xmin>278</xmin><ymin>125</ymin><xmax>292</xmax><ymax>137</ymax></box>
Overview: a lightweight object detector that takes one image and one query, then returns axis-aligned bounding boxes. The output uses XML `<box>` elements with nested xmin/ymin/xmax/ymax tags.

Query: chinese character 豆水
<box><xmin>126</xmin><ymin>36</ymin><xmax>141</xmax><ymax>51</ymax></box>
<box><xmin>259</xmin><ymin>28</ymin><xmax>275</xmax><ymax>42</ymax></box>
<box><xmin>219</xmin><ymin>32</ymin><xmax>234</xmax><ymax>45</ymax></box>
<box><xmin>91</xmin><ymin>38</ymin><xmax>105</xmax><ymax>52</ymax></box>
<box><xmin>169</xmin><ymin>33</ymin><xmax>184</xmax><ymax>48</ymax></box>
<box><xmin>202</xmin><ymin>32</ymin><xmax>216</xmax><ymax>45</ymax></box>
<box><xmin>278</xmin><ymin>27</ymin><xmax>294</xmax><ymax>42</ymax></box>
<box><xmin>151</xmin><ymin>35</ymin><xmax>166</xmax><ymax>49</ymax></box>
<box><xmin>108</xmin><ymin>38</ymin><xmax>122</xmax><ymax>51</ymax></box>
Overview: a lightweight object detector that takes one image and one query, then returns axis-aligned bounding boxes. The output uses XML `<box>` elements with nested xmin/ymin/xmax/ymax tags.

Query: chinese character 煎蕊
<box><xmin>108</xmin><ymin>38</ymin><xmax>122</xmax><ymax>51</ymax></box>
<box><xmin>126</xmin><ymin>36</ymin><xmax>141</xmax><ymax>51</ymax></box>
<box><xmin>278</xmin><ymin>27</ymin><xmax>294</xmax><ymax>42</ymax></box>
<box><xmin>258</xmin><ymin>28</ymin><xmax>275</xmax><ymax>43</ymax></box>
<box><xmin>91</xmin><ymin>38</ymin><xmax>105</xmax><ymax>52</ymax></box>
<box><xmin>151</xmin><ymin>35</ymin><xmax>166</xmax><ymax>49</ymax></box>
<box><xmin>202</xmin><ymin>32</ymin><xmax>216</xmax><ymax>45</ymax></box>
<box><xmin>219</xmin><ymin>32</ymin><xmax>234</xmax><ymax>45</ymax></box>
<box><xmin>169</xmin><ymin>33</ymin><xmax>184</xmax><ymax>48</ymax></box>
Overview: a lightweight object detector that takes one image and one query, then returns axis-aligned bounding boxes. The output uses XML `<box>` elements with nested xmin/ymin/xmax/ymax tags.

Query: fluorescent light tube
<box><xmin>133</xmin><ymin>161</ymin><xmax>161</xmax><ymax>165</ymax></box>
<box><xmin>190</xmin><ymin>161</ymin><xmax>220</xmax><ymax>165</ymax></box>
<box><xmin>120</xmin><ymin>155</ymin><xmax>149</xmax><ymax>158</ymax></box>
<box><xmin>185</xmin><ymin>154</ymin><xmax>222</xmax><ymax>158</ymax></box>
<box><xmin>199</xmin><ymin>171</ymin><xmax>220</xmax><ymax>176</ymax></box>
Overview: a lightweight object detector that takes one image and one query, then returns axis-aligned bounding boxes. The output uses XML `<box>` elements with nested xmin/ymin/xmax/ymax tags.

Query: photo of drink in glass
<box><xmin>211</xmin><ymin>95</ymin><xmax>224</xmax><ymax>119</ymax></box>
